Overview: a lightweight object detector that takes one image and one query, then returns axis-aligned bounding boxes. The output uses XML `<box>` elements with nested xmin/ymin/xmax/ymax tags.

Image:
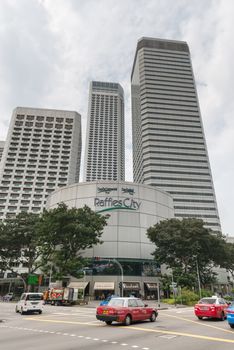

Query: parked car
<box><xmin>96</xmin><ymin>297</ymin><xmax>158</xmax><ymax>326</ymax></box>
<box><xmin>3</xmin><ymin>292</ymin><xmax>14</xmax><ymax>301</ymax></box>
<box><xmin>194</xmin><ymin>296</ymin><xmax>229</xmax><ymax>320</ymax></box>
<box><xmin>15</xmin><ymin>292</ymin><xmax>44</xmax><ymax>315</ymax></box>
<box><xmin>226</xmin><ymin>302</ymin><xmax>234</xmax><ymax>328</ymax></box>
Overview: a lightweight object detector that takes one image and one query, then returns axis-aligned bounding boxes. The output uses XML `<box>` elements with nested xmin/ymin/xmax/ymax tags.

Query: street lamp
<box><xmin>196</xmin><ymin>257</ymin><xmax>202</xmax><ymax>299</ymax></box>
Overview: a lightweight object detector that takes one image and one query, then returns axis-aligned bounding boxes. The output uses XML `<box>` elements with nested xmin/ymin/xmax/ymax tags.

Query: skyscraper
<box><xmin>0</xmin><ymin>107</ymin><xmax>81</xmax><ymax>218</ymax></box>
<box><xmin>0</xmin><ymin>141</ymin><xmax>5</xmax><ymax>162</ymax></box>
<box><xmin>84</xmin><ymin>81</ymin><xmax>125</xmax><ymax>181</ymax></box>
<box><xmin>131</xmin><ymin>37</ymin><xmax>221</xmax><ymax>232</ymax></box>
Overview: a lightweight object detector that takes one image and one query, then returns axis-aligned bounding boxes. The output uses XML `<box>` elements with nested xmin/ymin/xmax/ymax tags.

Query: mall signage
<box><xmin>94</xmin><ymin>197</ymin><xmax>141</xmax><ymax>211</ymax></box>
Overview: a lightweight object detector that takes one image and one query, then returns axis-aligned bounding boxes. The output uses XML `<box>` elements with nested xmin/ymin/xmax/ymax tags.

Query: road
<box><xmin>1</xmin><ymin>302</ymin><xmax>234</xmax><ymax>350</ymax></box>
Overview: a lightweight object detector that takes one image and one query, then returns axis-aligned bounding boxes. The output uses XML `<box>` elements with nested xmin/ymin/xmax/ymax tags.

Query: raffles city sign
<box><xmin>94</xmin><ymin>187</ymin><xmax>141</xmax><ymax>212</ymax></box>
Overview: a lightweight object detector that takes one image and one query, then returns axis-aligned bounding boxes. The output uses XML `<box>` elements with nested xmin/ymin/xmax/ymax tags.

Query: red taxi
<box><xmin>96</xmin><ymin>297</ymin><xmax>158</xmax><ymax>326</ymax></box>
<box><xmin>194</xmin><ymin>296</ymin><xmax>228</xmax><ymax>321</ymax></box>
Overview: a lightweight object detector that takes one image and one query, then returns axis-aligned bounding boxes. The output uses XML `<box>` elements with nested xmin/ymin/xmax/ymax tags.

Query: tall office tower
<box><xmin>131</xmin><ymin>37</ymin><xmax>221</xmax><ymax>232</ymax></box>
<box><xmin>0</xmin><ymin>107</ymin><xmax>81</xmax><ymax>219</ymax></box>
<box><xmin>0</xmin><ymin>141</ymin><xmax>5</xmax><ymax>162</ymax></box>
<box><xmin>84</xmin><ymin>81</ymin><xmax>125</xmax><ymax>181</ymax></box>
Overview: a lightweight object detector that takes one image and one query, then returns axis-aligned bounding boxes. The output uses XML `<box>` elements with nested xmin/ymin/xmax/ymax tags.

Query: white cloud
<box><xmin>0</xmin><ymin>0</ymin><xmax>233</xmax><ymax>234</ymax></box>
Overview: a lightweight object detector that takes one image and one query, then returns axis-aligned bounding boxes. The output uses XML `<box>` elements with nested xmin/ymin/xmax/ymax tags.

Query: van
<box><xmin>15</xmin><ymin>292</ymin><xmax>44</xmax><ymax>314</ymax></box>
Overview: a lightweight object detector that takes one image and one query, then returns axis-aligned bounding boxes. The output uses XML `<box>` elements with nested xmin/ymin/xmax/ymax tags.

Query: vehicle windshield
<box><xmin>198</xmin><ymin>298</ymin><xmax>216</xmax><ymax>304</ymax></box>
<box><xmin>26</xmin><ymin>294</ymin><xmax>43</xmax><ymax>301</ymax></box>
<box><xmin>108</xmin><ymin>298</ymin><xmax>125</xmax><ymax>307</ymax></box>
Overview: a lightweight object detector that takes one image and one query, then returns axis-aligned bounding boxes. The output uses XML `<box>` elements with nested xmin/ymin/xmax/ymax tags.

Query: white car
<box><xmin>15</xmin><ymin>292</ymin><xmax>44</xmax><ymax>315</ymax></box>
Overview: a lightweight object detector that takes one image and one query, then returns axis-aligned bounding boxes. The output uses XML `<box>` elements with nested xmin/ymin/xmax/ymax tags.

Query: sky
<box><xmin>0</xmin><ymin>0</ymin><xmax>233</xmax><ymax>236</ymax></box>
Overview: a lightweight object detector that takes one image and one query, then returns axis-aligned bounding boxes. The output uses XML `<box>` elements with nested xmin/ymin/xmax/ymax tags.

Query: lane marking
<box><xmin>0</xmin><ymin>325</ymin><xmax>148</xmax><ymax>349</ymax></box>
<box><xmin>26</xmin><ymin>317</ymin><xmax>102</xmax><ymax>326</ymax></box>
<box><xmin>162</xmin><ymin>312</ymin><xmax>234</xmax><ymax>334</ymax></box>
<box><xmin>121</xmin><ymin>325</ymin><xmax>234</xmax><ymax>344</ymax></box>
<box><xmin>24</xmin><ymin>317</ymin><xmax>234</xmax><ymax>344</ymax></box>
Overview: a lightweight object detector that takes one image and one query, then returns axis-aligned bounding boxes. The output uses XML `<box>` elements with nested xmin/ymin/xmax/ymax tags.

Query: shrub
<box><xmin>176</xmin><ymin>288</ymin><xmax>199</xmax><ymax>306</ymax></box>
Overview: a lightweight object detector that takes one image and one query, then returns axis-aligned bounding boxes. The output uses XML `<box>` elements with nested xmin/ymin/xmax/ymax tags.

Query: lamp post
<box><xmin>112</xmin><ymin>259</ymin><xmax>123</xmax><ymax>297</ymax></box>
<box><xmin>196</xmin><ymin>257</ymin><xmax>202</xmax><ymax>299</ymax></box>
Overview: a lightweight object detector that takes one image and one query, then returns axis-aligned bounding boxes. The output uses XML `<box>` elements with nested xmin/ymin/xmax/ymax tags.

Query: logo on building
<box><xmin>98</xmin><ymin>187</ymin><xmax>117</xmax><ymax>194</ymax></box>
<box><xmin>94</xmin><ymin>197</ymin><xmax>141</xmax><ymax>213</ymax></box>
<box><xmin>122</xmin><ymin>188</ymin><xmax>135</xmax><ymax>195</ymax></box>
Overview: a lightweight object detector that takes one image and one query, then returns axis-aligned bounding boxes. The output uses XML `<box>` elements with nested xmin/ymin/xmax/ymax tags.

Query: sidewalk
<box><xmin>77</xmin><ymin>299</ymin><xmax>179</xmax><ymax>310</ymax></box>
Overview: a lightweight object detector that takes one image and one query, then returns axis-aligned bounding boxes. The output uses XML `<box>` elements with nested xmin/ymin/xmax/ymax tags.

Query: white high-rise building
<box><xmin>0</xmin><ymin>107</ymin><xmax>81</xmax><ymax>218</ymax></box>
<box><xmin>84</xmin><ymin>81</ymin><xmax>125</xmax><ymax>181</ymax></box>
<box><xmin>131</xmin><ymin>37</ymin><xmax>221</xmax><ymax>232</ymax></box>
<box><xmin>0</xmin><ymin>141</ymin><xmax>5</xmax><ymax>162</ymax></box>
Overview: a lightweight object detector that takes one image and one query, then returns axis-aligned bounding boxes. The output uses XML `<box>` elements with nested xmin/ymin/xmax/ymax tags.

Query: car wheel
<box><xmin>150</xmin><ymin>312</ymin><xmax>156</xmax><ymax>322</ymax></box>
<box><xmin>220</xmin><ymin>312</ymin><xmax>225</xmax><ymax>321</ymax></box>
<box><xmin>198</xmin><ymin>316</ymin><xmax>203</xmax><ymax>320</ymax></box>
<box><xmin>20</xmin><ymin>307</ymin><xmax>25</xmax><ymax>315</ymax></box>
<box><xmin>38</xmin><ymin>310</ymin><xmax>42</xmax><ymax>314</ymax></box>
<box><xmin>124</xmin><ymin>314</ymin><xmax>131</xmax><ymax>326</ymax></box>
<box><xmin>15</xmin><ymin>306</ymin><xmax>19</xmax><ymax>313</ymax></box>
<box><xmin>230</xmin><ymin>324</ymin><xmax>234</xmax><ymax>328</ymax></box>
<box><xmin>105</xmin><ymin>321</ymin><xmax>112</xmax><ymax>325</ymax></box>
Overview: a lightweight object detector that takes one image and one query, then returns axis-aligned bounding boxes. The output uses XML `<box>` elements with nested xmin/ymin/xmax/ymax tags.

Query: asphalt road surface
<box><xmin>1</xmin><ymin>302</ymin><xmax>234</xmax><ymax>350</ymax></box>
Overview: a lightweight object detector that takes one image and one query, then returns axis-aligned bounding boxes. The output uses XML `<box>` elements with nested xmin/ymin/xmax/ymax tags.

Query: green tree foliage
<box><xmin>220</xmin><ymin>242</ymin><xmax>234</xmax><ymax>281</ymax></box>
<box><xmin>38</xmin><ymin>203</ymin><xmax>108</xmax><ymax>280</ymax></box>
<box><xmin>147</xmin><ymin>218</ymin><xmax>226</xmax><ymax>288</ymax></box>
<box><xmin>0</xmin><ymin>204</ymin><xmax>108</xmax><ymax>289</ymax></box>
<box><xmin>0</xmin><ymin>212</ymin><xmax>43</xmax><ymax>290</ymax></box>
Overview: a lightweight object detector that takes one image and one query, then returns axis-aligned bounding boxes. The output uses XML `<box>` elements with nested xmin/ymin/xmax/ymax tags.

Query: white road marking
<box><xmin>160</xmin><ymin>334</ymin><xmax>177</xmax><ymax>339</ymax></box>
<box><xmin>0</xmin><ymin>324</ymin><xmax>151</xmax><ymax>349</ymax></box>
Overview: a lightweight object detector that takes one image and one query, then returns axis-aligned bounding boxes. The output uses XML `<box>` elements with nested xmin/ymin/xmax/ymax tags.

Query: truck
<box><xmin>43</xmin><ymin>287</ymin><xmax>87</xmax><ymax>305</ymax></box>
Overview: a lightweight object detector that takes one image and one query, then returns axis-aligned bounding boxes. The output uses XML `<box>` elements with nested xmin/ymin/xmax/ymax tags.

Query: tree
<box><xmin>38</xmin><ymin>203</ymin><xmax>109</xmax><ymax>280</ymax></box>
<box><xmin>0</xmin><ymin>204</ymin><xmax>109</xmax><ymax>289</ymax></box>
<box><xmin>0</xmin><ymin>212</ymin><xmax>43</xmax><ymax>290</ymax></box>
<box><xmin>147</xmin><ymin>218</ymin><xmax>226</xmax><ymax>289</ymax></box>
<box><xmin>220</xmin><ymin>242</ymin><xmax>234</xmax><ymax>283</ymax></box>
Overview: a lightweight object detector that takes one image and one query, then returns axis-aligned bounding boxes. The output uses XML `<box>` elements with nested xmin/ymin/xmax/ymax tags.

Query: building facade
<box><xmin>131</xmin><ymin>37</ymin><xmax>221</xmax><ymax>232</ymax></box>
<box><xmin>46</xmin><ymin>181</ymin><xmax>174</xmax><ymax>298</ymax></box>
<box><xmin>0</xmin><ymin>141</ymin><xmax>5</xmax><ymax>162</ymax></box>
<box><xmin>84</xmin><ymin>81</ymin><xmax>125</xmax><ymax>182</ymax></box>
<box><xmin>0</xmin><ymin>107</ymin><xmax>82</xmax><ymax>219</ymax></box>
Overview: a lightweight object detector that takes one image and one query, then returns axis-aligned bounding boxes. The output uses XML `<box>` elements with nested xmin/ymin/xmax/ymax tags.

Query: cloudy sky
<box><xmin>0</xmin><ymin>0</ymin><xmax>233</xmax><ymax>235</ymax></box>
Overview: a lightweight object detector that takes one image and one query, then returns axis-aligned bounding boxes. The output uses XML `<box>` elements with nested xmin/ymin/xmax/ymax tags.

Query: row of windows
<box><xmin>16</xmin><ymin>114</ymin><xmax>73</xmax><ymax>123</ymax></box>
<box><xmin>169</xmin><ymin>191</ymin><xmax>214</xmax><ymax>196</ymax></box>
<box><xmin>143</xmin><ymin>127</ymin><xmax>203</xmax><ymax>136</ymax></box>
<box><xmin>144</xmin><ymin>136</ymin><xmax>204</xmax><ymax>144</ymax></box>
<box><xmin>174</xmin><ymin>206</ymin><xmax>216</xmax><ymax>211</ymax></box>
<box><xmin>144</xmin><ymin>169</ymin><xmax>210</xmax><ymax>179</ymax></box>
<box><xmin>149</xmin><ymin>182</ymin><xmax>213</xmax><ymax>189</ymax></box>
<box><xmin>173</xmin><ymin>198</ymin><xmax>215</xmax><ymax>203</ymax></box>
<box><xmin>143</xmin><ymin>156</ymin><xmax>208</xmax><ymax>163</ymax></box>
<box><xmin>142</xmin><ymin>120</ymin><xmax>201</xmax><ymax>130</ymax></box>
<box><xmin>142</xmin><ymin>144</ymin><xmax>205</xmax><ymax>152</ymax></box>
<box><xmin>143</xmin><ymin>82</ymin><xmax>196</xmax><ymax>94</ymax></box>
<box><xmin>143</xmin><ymin>151</ymin><xmax>206</xmax><ymax>159</ymax></box>
<box><xmin>146</xmin><ymin>176</ymin><xmax>211</xmax><ymax>183</ymax></box>
<box><xmin>174</xmin><ymin>213</ymin><xmax>219</xmax><ymax>219</ymax></box>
